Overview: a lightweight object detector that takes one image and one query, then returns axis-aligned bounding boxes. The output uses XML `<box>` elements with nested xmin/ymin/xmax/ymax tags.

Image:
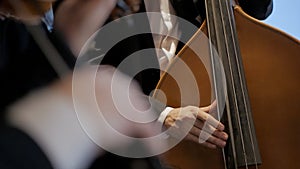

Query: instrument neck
<box><xmin>205</xmin><ymin>0</ymin><xmax>262</xmax><ymax>168</ymax></box>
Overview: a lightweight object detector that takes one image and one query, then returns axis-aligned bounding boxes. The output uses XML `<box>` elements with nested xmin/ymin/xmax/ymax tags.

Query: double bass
<box><xmin>153</xmin><ymin>0</ymin><xmax>300</xmax><ymax>168</ymax></box>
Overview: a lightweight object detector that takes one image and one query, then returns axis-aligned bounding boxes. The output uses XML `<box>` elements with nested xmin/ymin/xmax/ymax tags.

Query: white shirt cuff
<box><xmin>157</xmin><ymin>106</ymin><xmax>174</xmax><ymax>125</ymax></box>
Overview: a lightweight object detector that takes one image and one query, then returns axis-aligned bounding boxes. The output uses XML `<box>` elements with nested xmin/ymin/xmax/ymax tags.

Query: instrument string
<box><xmin>206</xmin><ymin>0</ymin><xmax>237</xmax><ymax>168</ymax></box>
<box><xmin>215</xmin><ymin>0</ymin><xmax>249</xmax><ymax>167</ymax></box>
<box><xmin>207</xmin><ymin>0</ymin><xmax>260</xmax><ymax>168</ymax></box>
<box><xmin>221</xmin><ymin>0</ymin><xmax>249</xmax><ymax>167</ymax></box>
<box><xmin>224</xmin><ymin>0</ymin><xmax>259</xmax><ymax>168</ymax></box>
<box><xmin>204</xmin><ymin>0</ymin><xmax>228</xmax><ymax>168</ymax></box>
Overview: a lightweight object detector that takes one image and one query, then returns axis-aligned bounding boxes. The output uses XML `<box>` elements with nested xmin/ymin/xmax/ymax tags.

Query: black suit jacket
<box><xmin>98</xmin><ymin>0</ymin><xmax>273</xmax><ymax>95</ymax></box>
<box><xmin>0</xmin><ymin>18</ymin><xmax>75</xmax><ymax>169</ymax></box>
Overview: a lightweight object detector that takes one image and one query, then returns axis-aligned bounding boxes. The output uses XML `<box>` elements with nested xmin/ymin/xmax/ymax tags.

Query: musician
<box><xmin>84</xmin><ymin>0</ymin><xmax>272</xmax><ymax>164</ymax></box>
<box><xmin>0</xmin><ymin>0</ymin><xmax>164</xmax><ymax>169</ymax></box>
<box><xmin>167</xmin><ymin>0</ymin><xmax>273</xmax><ymax>139</ymax></box>
<box><xmin>0</xmin><ymin>0</ymin><xmax>273</xmax><ymax>169</ymax></box>
<box><xmin>99</xmin><ymin>0</ymin><xmax>273</xmax><ymax>149</ymax></box>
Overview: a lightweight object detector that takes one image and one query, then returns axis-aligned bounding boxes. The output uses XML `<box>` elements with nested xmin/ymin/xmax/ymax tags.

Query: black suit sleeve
<box><xmin>0</xmin><ymin>19</ymin><xmax>75</xmax><ymax>169</ymax></box>
<box><xmin>0</xmin><ymin>126</ymin><xmax>54</xmax><ymax>169</ymax></box>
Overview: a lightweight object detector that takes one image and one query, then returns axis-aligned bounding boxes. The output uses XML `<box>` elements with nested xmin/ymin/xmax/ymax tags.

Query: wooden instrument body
<box><xmin>154</xmin><ymin>6</ymin><xmax>300</xmax><ymax>169</ymax></box>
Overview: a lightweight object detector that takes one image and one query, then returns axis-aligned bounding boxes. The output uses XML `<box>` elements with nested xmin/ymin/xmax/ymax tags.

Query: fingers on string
<box><xmin>200</xmin><ymin>101</ymin><xmax>218</xmax><ymax>117</ymax></box>
<box><xmin>200</xmin><ymin>105</ymin><xmax>211</xmax><ymax>112</ymax></box>
<box><xmin>193</xmin><ymin>120</ymin><xmax>228</xmax><ymax>141</ymax></box>
<box><xmin>197</xmin><ymin>111</ymin><xmax>225</xmax><ymax>131</ymax></box>
<box><xmin>185</xmin><ymin>134</ymin><xmax>217</xmax><ymax>149</ymax></box>
<box><xmin>189</xmin><ymin>127</ymin><xmax>226</xmax><ymax>148</ymax></box>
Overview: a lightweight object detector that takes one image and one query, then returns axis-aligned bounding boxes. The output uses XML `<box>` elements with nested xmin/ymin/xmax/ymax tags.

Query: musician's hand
<box><xmin>164</xmin><ymin>105</ymin><xmax>228</xmax><ymax>149</ymax></box>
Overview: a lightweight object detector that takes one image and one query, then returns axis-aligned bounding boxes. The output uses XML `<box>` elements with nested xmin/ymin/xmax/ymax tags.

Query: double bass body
<box><xmin>154</xmin><ymin>5</ymin><xmax>300</xmax><ymax>169</ymax></box>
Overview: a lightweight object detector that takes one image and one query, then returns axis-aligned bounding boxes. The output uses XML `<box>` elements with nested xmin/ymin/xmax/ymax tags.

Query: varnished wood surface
<box><xmin>154</xmin><ymin>6</ymin><xmax>300</xmax><ymax>169</ymax></box>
